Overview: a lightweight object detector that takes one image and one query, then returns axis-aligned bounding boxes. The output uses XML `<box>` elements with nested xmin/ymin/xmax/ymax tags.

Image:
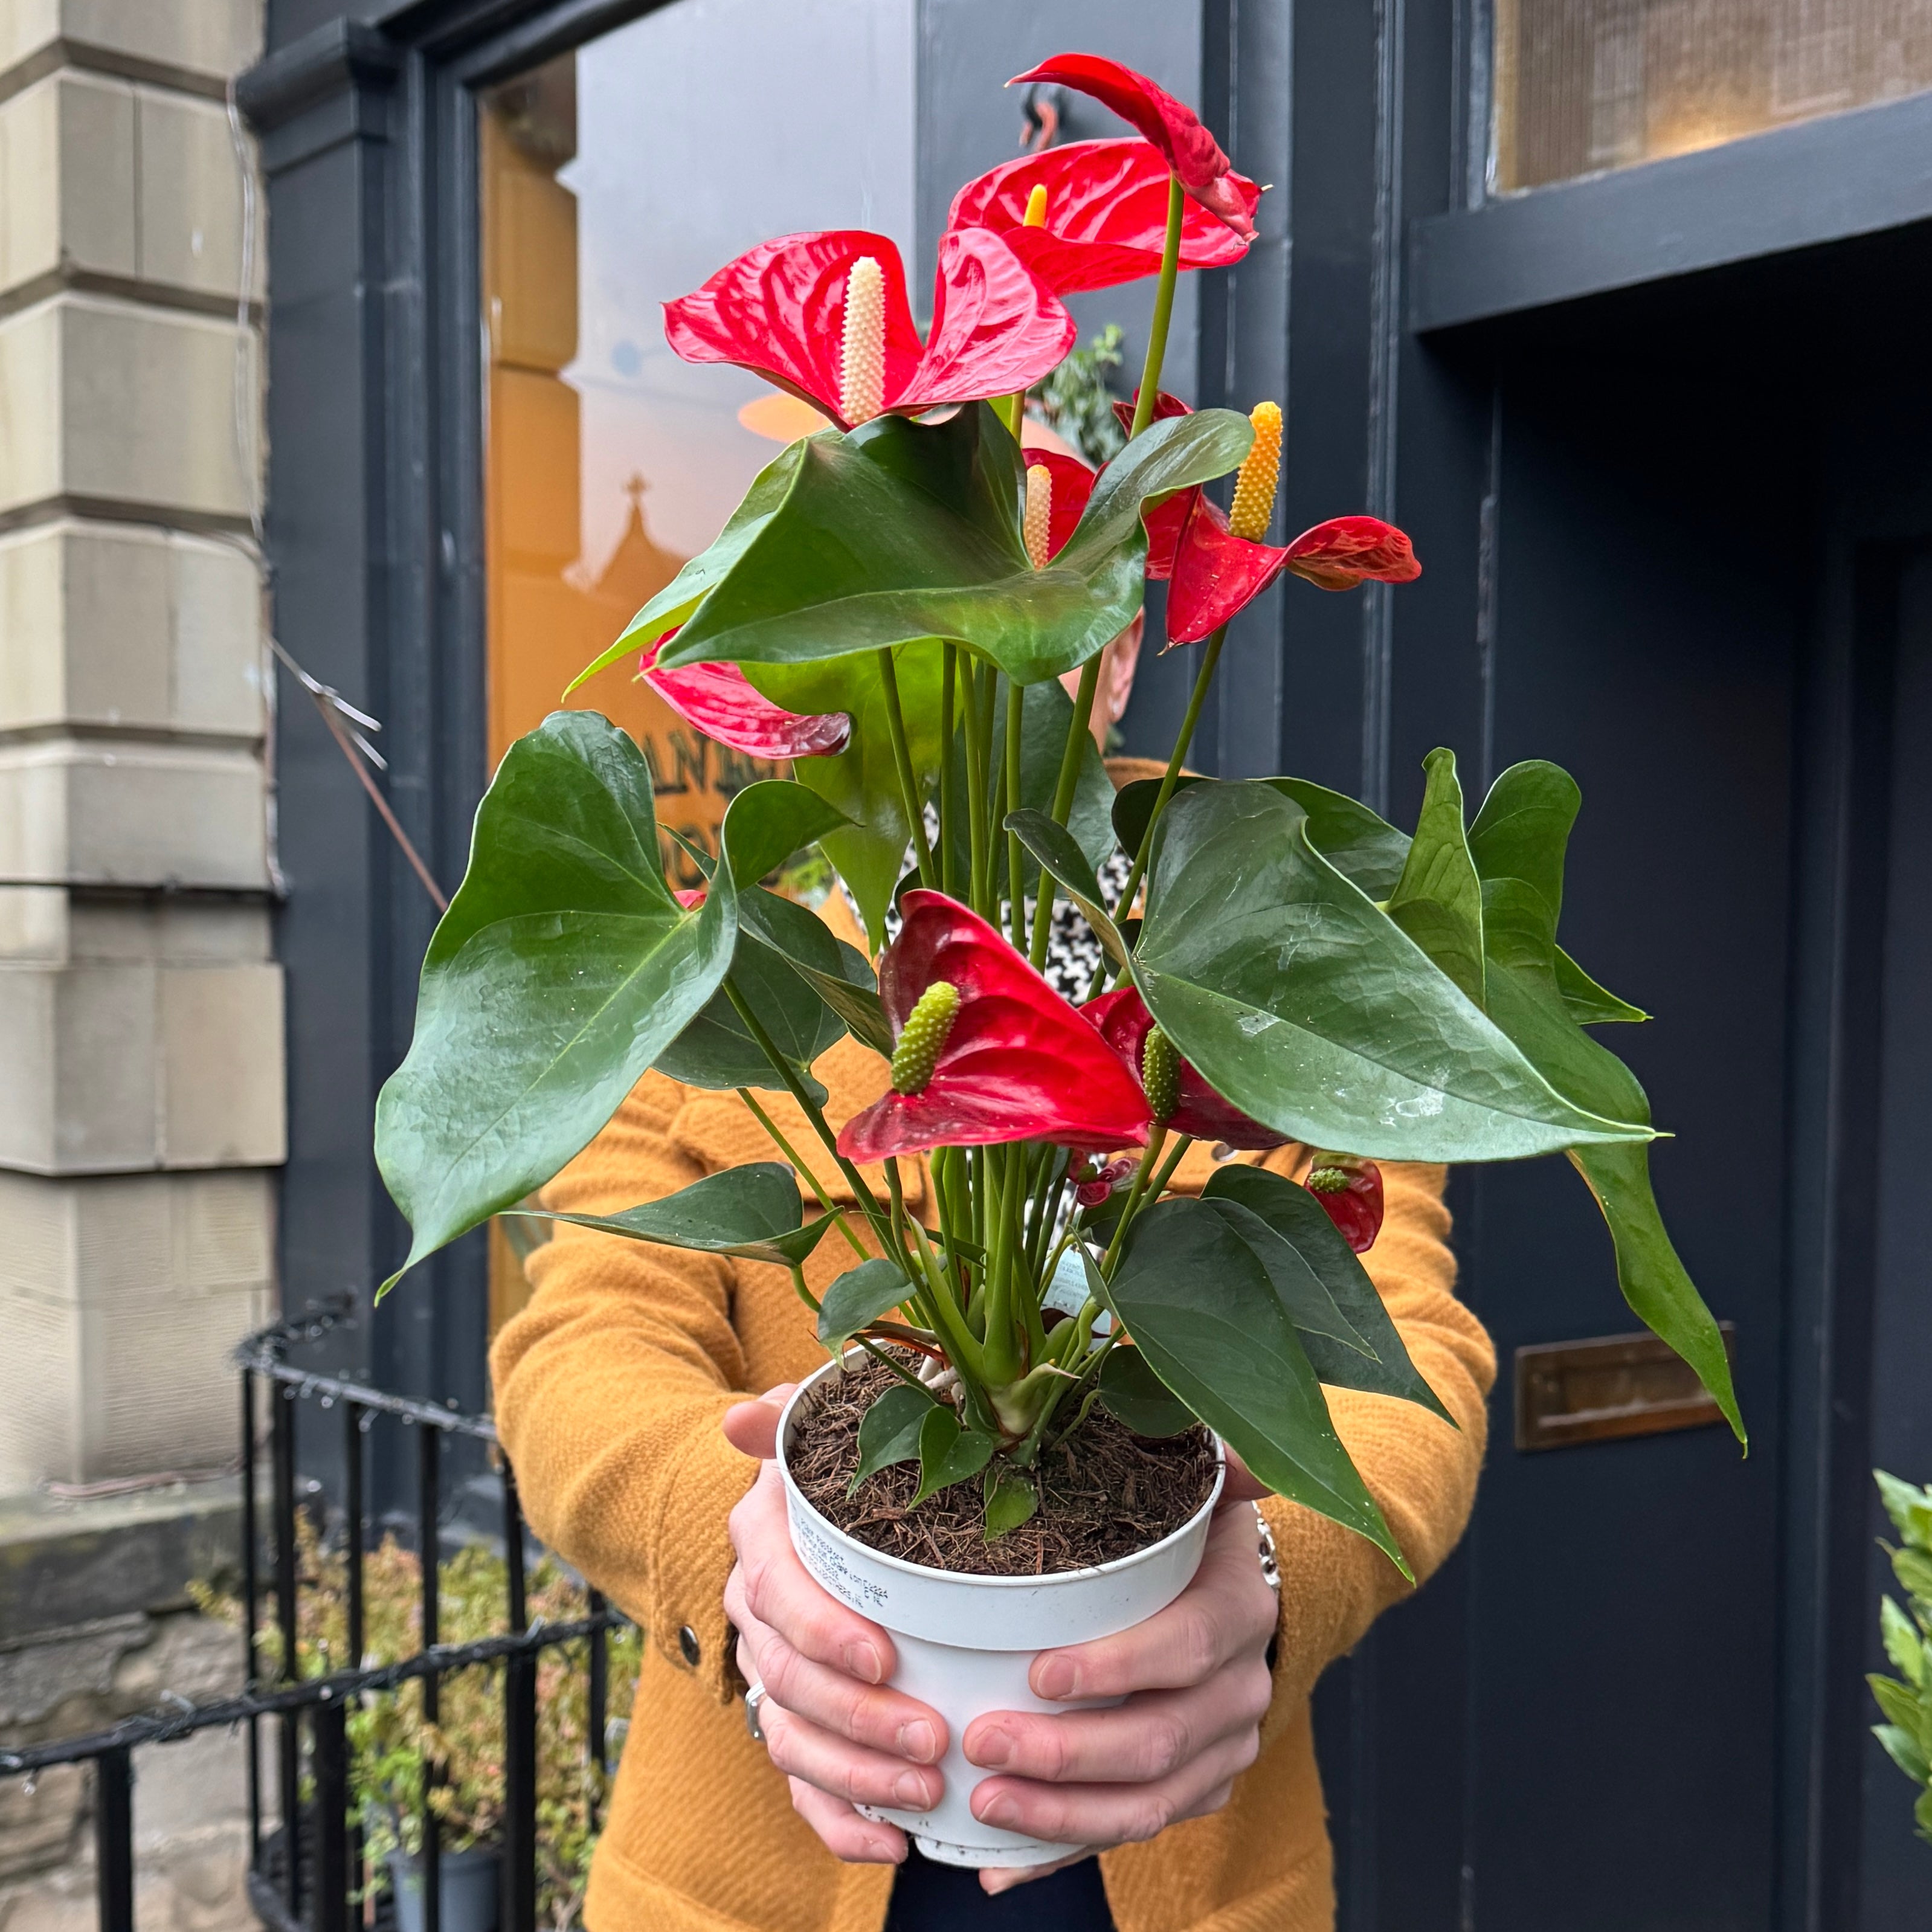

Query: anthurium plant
<box><xmin>375</xmin><ymin>54</ymin><xmax>1742</xmax><ymax>1567</ymax></box>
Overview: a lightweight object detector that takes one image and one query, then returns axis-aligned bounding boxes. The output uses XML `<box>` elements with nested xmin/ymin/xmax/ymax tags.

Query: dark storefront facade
<box><xmin>240</xmin><ymin>2</ymin><xmax>1932</xmax><ymax>1923</ymax></box>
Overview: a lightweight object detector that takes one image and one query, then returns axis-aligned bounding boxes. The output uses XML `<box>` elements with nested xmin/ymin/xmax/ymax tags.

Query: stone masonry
<box><xmin>0</xmin><ymin>3</ymin><xmax>277</xmax><ymax>1928</ymax></box>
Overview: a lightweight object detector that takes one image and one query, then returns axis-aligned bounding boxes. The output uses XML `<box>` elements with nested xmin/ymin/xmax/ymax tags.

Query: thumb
<box><xmin>1216</xmin><ymin>1446</ymin><xmax>1272</xmax><ymax>1508</ymax></box>
<box><xmin>721</xmin><ymin>1383</ymin><xmax>797</xmax><ymax>1461</ymax></box>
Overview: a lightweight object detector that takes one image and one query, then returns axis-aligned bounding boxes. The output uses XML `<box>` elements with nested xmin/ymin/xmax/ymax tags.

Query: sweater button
<box><xmin>678</xmin><ymin>1625</ymin><xmax>702</xmax><ymax>1667</ymax></box>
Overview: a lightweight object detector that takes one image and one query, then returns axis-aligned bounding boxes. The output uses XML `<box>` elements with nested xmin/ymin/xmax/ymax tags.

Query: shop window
<box><xmin>477</xmin><ymin>0</ymin><xmax>913</xmax><ymax>1328</ymax></box>
<box><xmin>1493</xmin><ymin>0</ymin><xmax>1932</xmax><ymax>190</ymax></box>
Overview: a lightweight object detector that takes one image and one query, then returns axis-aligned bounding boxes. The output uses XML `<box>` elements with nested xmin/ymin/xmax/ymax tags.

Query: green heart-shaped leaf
<box><xmin>1197</xmin><ymin>1196</ymin><xmax>1374</xmax><ymax>1359</ymax></box>
<box><xmin>720</xmin><ymin>779</ymin><xmax>854</xmax><ymax>889</ymax></box>
<box><xmin>375</xmin><ymin>712</ymin><xmax>738</xmax><ymax>1288</ymax></box>
<box><xmin>504</xmin><ymin>1162</ymin><xmax>834</xmax><ymax>1268</ymax></box>
<box><xmin>654</xmin><ymin>925</ymin><xmax>841</xmax><ymax>1101</ymax></box>
<box><xmin>740</xmin><ymin>887</ymin><xmax>892</xmax><ymax>1056</ymax></box>
<box><xmin>817</xmin><ymin>1258</ymin><xmax>917</xmax><ymax>1353</ymax></box>
<box><xmin>1107</xmin><ymin>1197</ymin><xmax>1407</xmax><ymax>1572</ymax></box>
<box><xmin>1134</xmin><ymin>781</ymin><xmax>1649</xmax><ymax>1162</ymax></box>
<box><xmin>1096</xmin><ymin>1345</ymin><xmax>1197</xmax><ymax>1438</ymax></box>
<box><xmin>913</xmin><ymin>1406</ymin><xmax>996</xmax><ymax>1507</ymax></box>
<box><xmin>982</xmin><ymin>1463</ymin><xmax>1040</xmax><ymax>1538</ymax></box>
<box><xmin>1385</xmin><ymin>747</ymin><xmax>1485</xmax><ymax>1008</ymax></box>
<box><xmin>657</xmin><ymin>402</ymin><xmax>1254</xmax><ymax>687</ymax></box>
<box><xmin>850</xmin><ymin>1383</ymin><xmax>936</xmax><ymax>1493</ymax></box>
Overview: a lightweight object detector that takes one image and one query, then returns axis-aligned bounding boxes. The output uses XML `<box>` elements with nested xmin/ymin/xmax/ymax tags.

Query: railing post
<box><xmin>239</xmin><ymin>1369</ymin><xmax>261</xmax><ymax>1866</ymax></box>
<box><xmin>417</xmin><ymin>1422</ymin><xmax>442</xmax><ymax>1932</ymax></box>
<box><xmin>95</xmin><ymin>1746</ymin><xmax>134</xmax><ymax>1932</ymax></box>
<box><xmin>587</xmin><ymin>1587</ymin><xmax>609</xmax><ymax>1824</ymax></box>
<box><xmin>272</xmin><ymin>1383</ymin><xmax>301</xmax><ymax>1918</ymax></box>
<box><xmin>501</xmin><ymin>1462</ymin><xmax>537</xmax><ymax>1932</ymax></box>
<box><xmin>313</xmin><ymin>1698</ymin><xmax>350</xmax><ymax>1932</ymax></box>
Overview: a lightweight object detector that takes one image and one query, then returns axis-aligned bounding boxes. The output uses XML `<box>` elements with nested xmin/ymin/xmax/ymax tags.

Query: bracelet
<box><xmin>1255</xmin><ymin>1505</ymin><xmax>1281</xmax><ymax>1594</ymax></box>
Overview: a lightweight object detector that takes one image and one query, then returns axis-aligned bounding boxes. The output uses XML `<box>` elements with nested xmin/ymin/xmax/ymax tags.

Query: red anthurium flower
<box><xmin>1165</xmin><ymin>496</ymin><xmax>1422</xmax><ymax>645</ymax></box>
<box><xmin>1083</xmin><ymin>986</ymin><xmax>1289</xmax><ymax>1151</ymax></box>
<box><xmin>639</xmin><ymin>629</ymin><xmax>849</xmax><ymax>759</ymax></box>
<box><xmin>1022</xmin><ymin>449</ymin><xmax>1095</xmax><ymax>559</ymax></box>
<box><xmin>663</xmin><ymin>228</ymin><xmax>1075</xmax><ymax>432</ymax></box>
<box><xmin>1111</xmin><ymin>390</ymin><xmax>1196</xmax><ymax>573</ymax></box>
<box><xmin>672</xmin><ymin>886</ymin><xmax>707</xmax><ymax>910</ymax></box>
<box><xmin>1072</xmin><ymin>1154</ymin><xmax>1137</xmax><ymax>1208</ymax></box>
<box><xmin>839</xmin><ymin>892</ymin><xmax>1151</xmax><ymax>1164</ymax></box>
<box><xmin>1305</xmin><ymin>1153</ymin><xmax>1386</xmax><ymax>1254</ymax></box>
<box><xmin>1010</xmin><ymin>54</ymin><xmax>1257</xmax><ymax>241</ymax></box>
<box><xmin>948</xmin><ymin>139</ymin><xmax>1258</xmax><ymax>294</ymax></box>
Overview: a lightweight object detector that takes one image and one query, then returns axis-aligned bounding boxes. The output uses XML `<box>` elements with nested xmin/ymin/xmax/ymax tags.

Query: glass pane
<box><xmin>478</xmin><ymin>0</ymin><xmax>914</xmax><ymax>1329</ymax></box>
<box><xmin>1494</xmin><ymin>0</ymin><xmax>1932</xmax><ymax>191</ymax></box>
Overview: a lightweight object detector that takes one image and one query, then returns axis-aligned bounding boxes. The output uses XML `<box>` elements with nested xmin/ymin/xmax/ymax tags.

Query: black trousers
<box><xmin>883</xmin><ymin>1850</ymin><xmax>1115</xmax><ymax>1931</ymax></box>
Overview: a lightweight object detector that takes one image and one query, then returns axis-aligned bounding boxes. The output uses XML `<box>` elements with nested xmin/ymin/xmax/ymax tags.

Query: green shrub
<box><xmin>1870</xmin><ymin>1470</ymin><xmax>1932</xmax><ymax>1844</ymax></box>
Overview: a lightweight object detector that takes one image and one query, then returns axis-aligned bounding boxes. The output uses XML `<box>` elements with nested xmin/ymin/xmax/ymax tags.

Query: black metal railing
<box><xmin>0</xmin><ymin>1307</ymin><xmax>626</xmax><ymax>1932</ymax></box>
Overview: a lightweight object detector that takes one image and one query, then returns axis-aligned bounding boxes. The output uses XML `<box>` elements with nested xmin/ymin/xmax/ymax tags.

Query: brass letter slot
<box><xmin>1513</xmin><ymin>1325</ymin><xmax>1737</xmax><ymax>1452</ymax></box>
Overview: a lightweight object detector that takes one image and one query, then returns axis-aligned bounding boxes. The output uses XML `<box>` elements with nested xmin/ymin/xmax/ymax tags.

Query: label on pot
<box><xmin>793</xmin><ymin>1513</ymin><xmax>893</xmax><ymax>1614</ymax></box>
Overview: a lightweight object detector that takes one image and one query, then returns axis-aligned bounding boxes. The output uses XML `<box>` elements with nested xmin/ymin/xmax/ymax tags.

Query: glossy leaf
<box><xmin>1200</xmin><ymin>1165</ymin><xmax>1454</xmax><ymax>1422</ymax></box>
<box><xmin>1875</xmin><ymin>1721</ymin><xmax>1931</xmax><ymax>1786</ymax></box>
<box><xmin>655</xmin><ymin>402</ymin><xmax>1253</xmax><ymax>689</ymax></box>
<box><xmin>850</xmin><ymin>1383</ymin><xmax>937</xmax><ymax>1492</ymax></box>
<box><xmin>1107</xmin><ymin>1197</ymin><xmax>1408</xmax><ymax>1571</ymax></box>
<box><xmin>982</xmin><ymin>1463</ymin><xmax>1040</xmax><ymax>1538</ymax></box>
<box><xmin>375</xmin><ymin>712</ymin><xmax>738</xmax><ymax>1287</ymax></box>
<box><xmin>505</xmin><ymin>1162</ymin><xmax>834</xmax><ymax>1269</ymax></box>
<box><xmin>1004</xmin><ymin>808</ymin><xmax>1129</xmax><ymax>968</ymax></box>
<box><xmin>817</xmin><ymin>1258</ymin><xmax>918</xmax><ymax>1353</ymax></box>
<box><xmin>1385</xmin><ymin>747</ymin><xmax>1485</xmax><ymax>1008</ymax></box>
<box><xmin>1097</xmin><ymin>1345</ymin><xmax>1197</xmax><ymax>1437</ymax></box>
<box><xmin>1113</xmin><ymin>774</ymin><xmax>1206</xmax><ymax>872</ymax></box>
<box><xmin>1465</xmin><ymin>761</ymin><xmax>1743</xmax><ymax>1442</ymax></box>
<box><xmin>741</xmin><ymin>887</ymin><xmax>893</xmax><ymax>1057</ymax></box>
<box><xmin>1133</xmin><ymin>781</ymin><xmax>1650</xmax><ymax>1162</ymax></box>
<box><xmin>720</xmin><ymin>779</ymin><xmax>854</xmax><ymax>889</ymax></box>
<box><xmin>653</xmin><ymin>926</ymin><xmax>841</xmax><ymax>1101</ymax></box>
<box><xmin>1554</xmin><ymin>948</ymin><xmax>1650</xmax><ymax>1025</ymax></box>
<box><xmin>1199</xmin><ymin>1196</ymin><xmax>1374</xmax><ymax>1357</ymax></box>
<box><xmin>913</xmin><ymin>1406</ymin><xmax>996</xmax><ymax>1507</ymax></box>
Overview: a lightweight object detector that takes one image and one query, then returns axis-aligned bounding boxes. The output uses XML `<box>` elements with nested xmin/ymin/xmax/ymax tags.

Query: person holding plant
<box><xmin>384</xmin><ymin>50</ymin><xmax>1739</xmax><ymax>1932</ymax></box>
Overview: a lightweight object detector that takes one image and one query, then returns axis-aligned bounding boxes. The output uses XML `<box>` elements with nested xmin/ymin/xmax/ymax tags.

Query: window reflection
<box><xmin>1495</xmin><ymin>0</ymin><xmax>1932</xmax><ymax>191</ymax></box>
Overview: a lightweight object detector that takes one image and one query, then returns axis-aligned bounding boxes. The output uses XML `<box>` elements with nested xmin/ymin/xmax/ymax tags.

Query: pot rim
<box><xmin>776</xmin><ymin>1353</ymin><xmax>1227</xmax><ymax>1590</ymax></box>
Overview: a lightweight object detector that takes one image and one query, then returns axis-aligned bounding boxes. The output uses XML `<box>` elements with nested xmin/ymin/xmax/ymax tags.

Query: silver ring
<box><xmin>744</xmin><ymin>1679</ymin><xmax>769</xmax><ymax>1744</ymax></box>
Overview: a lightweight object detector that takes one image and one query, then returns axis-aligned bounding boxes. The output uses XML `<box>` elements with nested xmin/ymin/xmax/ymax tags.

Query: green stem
<box><xmin>1028</xmin><ymin>655</ymin><xmax>1102</xmax><ymax>969</ymax></box>
<box><xmin>939</xmin><ymin>643</ymin><xmax>959</xmax><ymax>897</ymax></box>
<box><xmin>1129</xmin><ymin>178</ymin><xmax>1186</xmax><ymax>440</ymax></box>
<box><xmin>905</xmin><ymin>1216</ymin><xmax>988</xmax><ymax>1385</ymax></box>
<box><xmin>787</xmin><ymin>1264</ymin><xmax>822</xmax><ymax>1313</ymax></box>
<box><xmin>974</xmin><ymin>664</ymin><xmax>1000</xmax><ymax>915</ymax></box>
<box><xmin>1102</xmin><ymin>1124</ymin><xmax>1169</xmax><ymax>1275</ymax></box>
<box><xmin>980</xmin><ymin>1148</ymin><xmax>1023</xmax><ymax>1385</ymax></box>
<box><xmin>875</xmin><ymin>646</ymin><xmax>933</xmax><ymax>888</ymax></box>
<box><xmin>738</xmin><ymin>1089</ymin><xmax>868</xmax><ymax>1260</ymax></box>
<box><xmin>1112</xmin><ymin>624</ymin><xmax>1228</xmax><ymax>959</ymax></box>
<box><xmin>1005</xmin><ymin>678</ymin><xmax>1026</xmax><ymax>946</ymax></box>
<box><xmin>961</xmin><ymin>662</ymin><xmax>989</xmax><ymax>916</ymax></box>
<box><xmin>1147</xmin><ymin>1133</ymin><xmax>1193</xmax><ymax>1204</ymax></box>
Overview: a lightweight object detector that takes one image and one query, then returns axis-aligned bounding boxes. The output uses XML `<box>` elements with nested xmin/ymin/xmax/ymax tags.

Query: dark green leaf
<box><xmin>504</xmin><ymin>1162</ymin><xmax>833</xmax><ymax>1267</ymax></box>
<box><xmin>983</xmin><ymin>1463</ymin><xmax>1040</xmax><ymax>1538</ymax></box>
<box><xmin>657</xmin><ymin>403</ymin><xmax>1254</xmax><ymax>688</ymax></box>
<box><xmin>375</xmin><ymin>712</ymin><xmax>738</xmax><ymax>1287</ymax></box>
<box><xmin>1200</xmin><ymin>1165</ymin><xmax>1455</xmax><ymax>1424</ymax></box>
<box><xmin>1096</xmin><ymin>1346</ymin><xmax>1197</xmax><ymax>1437</ymax></box>
<box><xmin>1385</xmin><ymin>747</ymin><xmax>1485</xmax><ymax>1008</ymax></box>
<box><xmin>742</xmin><ymin>642</ymin><xmax>945</xmax><ymax>948</ymax></box>
<box><xmin>1107</xmin><ymin>1197</ymin><xmax>1408</xmax><ymax>1571</ymax></box>
<box><xmin>913</xmin><ymin>1405</ymin><xmax>996</xmax><ymax>1507</ymax></box>
<box><xmin>1197</xmin><ymin>1198</ymin><xmax>1374</xmax><ymax>1357</ymax></box>
<box><xmin>720</xmin><ymin>779</ymin><xmax>854</xmax><ymax>889</ymax></box>
<box><xmin>1266</xmin><ymin>778</ymin><xmax>1413</xmax><ymax>900</ymax></box>
<box><xmin>653</xmin><ymin>926</ymin><xmax>840</xmax><ymax>1102</ymax></box>
<box><xmin>739</xmin><ymin>887</ymin><xmax>892</xmax><ymax>1056</ymax></box>
<box><xmin>1112</xmin><ymin>774</ymin><xmax>1206</xmax><ymax>872</ymax></box>
<box><xmin>1135</xmin><ymin>782</ymin><xmax>1649</xmax><ymax>1161</ymax></box>
<box><xmin>850</xmin><ymin>1383</ymin><xmax>936</xmax><ymax>1493</ymax></box>
<box><xmin>817</xmin><ymin>1258</ymin><xmax>917</xmax><ymax>1353</ymax></box>
<box><xmin>1554</xmin><ymin>946</ymin><xmax>1649</xmax><ymax>1025</ymax></box>
<box><xmin>1005</xmin><ymin>808</ymin><xmax>1129</xmax><ymax>968</ymax></box>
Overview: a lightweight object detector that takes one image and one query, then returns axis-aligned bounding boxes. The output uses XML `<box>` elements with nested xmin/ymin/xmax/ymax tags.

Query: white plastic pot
<box><xmin>777</xmin><ymin>1357</ymin><xmax>1225</xmax><ymax>1869</ymax></box>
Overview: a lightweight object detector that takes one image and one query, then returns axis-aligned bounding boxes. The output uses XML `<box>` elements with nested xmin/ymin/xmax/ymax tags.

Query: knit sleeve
<box><xmin>1255</xmin><ymin>1161</ymin><xmax>1495</xmax><ymax>1739</ymax></box>
<box><xmin>489</xmin><ymin>1071</ymin><xmax>756</xmax><ymax>1705</ymax></box>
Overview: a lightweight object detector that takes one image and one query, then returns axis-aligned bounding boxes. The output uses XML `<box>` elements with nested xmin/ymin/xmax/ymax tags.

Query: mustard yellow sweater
<box><xmin>491</xmin><ymin>902</ymin><xmax>1496</xmax><ymax>1932</ymax></box>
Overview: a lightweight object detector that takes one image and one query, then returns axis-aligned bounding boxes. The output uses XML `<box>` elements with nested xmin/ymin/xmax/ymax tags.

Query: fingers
<box><xmin>787</xmin><ymin>1777</ymin><xmax>907</xmax><ymax>1865</ymax></box>
<box><xmin>979</xmin><ymin>1851</ymin><xmax>1095</xmax><ymax>1898</ymax></box>
<box><xmin>728</xmin><ymin>1585</ymin><xmax>947</xmax><ymax>1766</ymax></box>
<box><xmin>1216</xmin><ymin>1448</ymin><xmax>1270</xmax><ymax>1506</ymax></box>
<box><xmin>727</xmin><ymin>1462</ymin><xmax>899</xmax><ymax>1686</ymax></box>
<box><xmin>756</xmin><ymin>1692</ymin><xmax>946</xmax><ymax>1813</ymax></box>
<box><xmin>1026</xmin><ymin>1507</ymin><xmax>1278</xmax><ymax>1700</ymax></box>
<box><xmin>963</xmin><ymin>1654</ymin><xmax>1271</xmax><ymax>1785</ymax></box>
<box><xmin>968</xmin><ymin>1725</ymin><xmax>1260</xmax><ymax>1847</ymax></box>
<box><xmin>721</xmin><ymin>1383</ymin><xmax>796</xmax><ymax>1460</ymax></box>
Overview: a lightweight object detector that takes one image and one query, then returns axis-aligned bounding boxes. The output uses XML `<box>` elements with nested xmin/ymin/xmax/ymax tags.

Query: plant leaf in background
<box><xmin>1133</xmin><ymin>781</ymin><xmax>1650</xmax><ymax>1162</ymax></box>
<box><xmin>913</xmin><ymin>1406</ymin><xmax>996</xmax><ymax>1507</ymax></box>
<box><xmin>982</xmin><ymin>1463</ymin><xmax>1040</xmax><ymax>1538</ymax></box>
<box><xmin>375</xmin><ymin>713</ymin><xmax>738</xmax><ymax>1288</ymax></box>
<box><xmin>1869</xmin><ymin>1469</ymin><xmax>1932</xmax><ymax>1841</ymax></box>
<box><xmin>655</xmin><ymin>402</ymin><xmax>1253</xmax><ymax>688</ymax></box>
<box><xmin>850</xmin><ymin>1384</ymin><xmax>937</xmax><ymax>1492</ymax></box>
<box><xmin>1200</xmin><ymin>1165</ymin><xmax>1455</xmax><ymax>1423</ymax></box>
<box><xmin>1383</xmin><ymin>747</ymin><xmax>1486</xmax><ymax>1008</ymax></box>
<box><xmin>741</xmin><ymin>887</ymin><xmax>892</xmax><ymax>1055</ymax></box>
<box><xmin>1106</xmin><ymin>1197</ymin><xmax>1408</xmax><ymax>1572</ymax></box>
<box><xmin>817</xmin><ymin>1259</ymin><xmax>918</xmax><ymax>1353</ymax></box>
<box><xmin>1005</xmin><ymin>808</ymin><xmax>1130</xmax><ymax>970</ymax></box>
<box><xmin>503</xmin><ymin>1164</ymin><xmax>837</xmax><ymax>1269</ymax></box>
<box><xmin>1096</xmin><ymin>1345</ymin><xmax>1196</xmax><ymax>1437</ymax></box>
<box><xmin>718</xmin><ymin>778</ymin><xmax>853</xmax><ymax>888</ymax></box>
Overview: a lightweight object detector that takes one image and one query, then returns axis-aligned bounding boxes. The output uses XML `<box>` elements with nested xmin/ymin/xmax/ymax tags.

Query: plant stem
<box><xmin>1129</xmin><ymin>179</ymin><xmax>1186</xmax><ymax>440</ymax></box>
<box><xmin>787</xmin><ymin>1264</ymin><xmax>822</xmax><ymax>1313</ymax></box>
<box><xmin>980</xmin><ymin>1147</ymin><xmax>1023</xmax><ymax>1385</ymax></box>
<box><xmin>961</xmin><ymin>662</ymin><xmax>989</xmax><ymax>916</ymax></box>
<box><xmin>737</xmin><ymin>1089</ymin><xmax>868</xmax><ymax>1260</ymax></box>
<box><xmin>1027</xmin><ymin>655</ymin><xmax>1102</xmax><ymax>968</ymax></box>
<box><xmin>1101</xmin><ymin>1124</ymin><xmax>1169</xmax><ymax>1275</ymax></box>
<box><xmin>939</xmin><ymin>643</ymin><xmax>959</xmax><ymax>897</ymax></box>
<box><xmin>1112</xmin><ymin>623</ymin><xmax>1228</xmax><ymax>959</ymax></box>
<box><xmin>1147</xmin><ymin>1133</ymin><xmax>1194</xmax><ymax>1203</ymax></box>
<box><xmin>905</xmin><ymin>1216</ymin><xmax>988</xmax><ymax>1385</ymax></box>
<box><xmin>875</xmin><ymin>646</ymin><xmax>933</xmax><ymax>888</ymax></box>
<box><xmin>1005</xmin><ymin>678</ymin><xmax>1026</xmax><ymax>946</ymax></box>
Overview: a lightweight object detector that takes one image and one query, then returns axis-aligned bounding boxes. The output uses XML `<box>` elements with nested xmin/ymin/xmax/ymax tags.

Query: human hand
<box><xmin>964</xmin><ymin>1458</ymin><xmax>1277</xmax><ymax>1896</ymax></box>
<box><xmin>721</xmin><ymin>1387</ymin><xmax>947</xmax><ymax>1866</ymax></box>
